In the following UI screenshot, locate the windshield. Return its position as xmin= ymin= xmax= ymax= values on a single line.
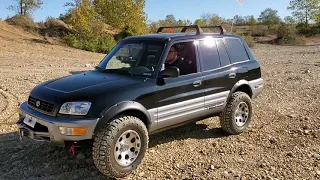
xmin=97 ymin=40 xmax=165 ymax=77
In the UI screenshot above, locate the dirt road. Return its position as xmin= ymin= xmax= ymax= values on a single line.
xmin=0 ymin=22 xmax=319 ymax=180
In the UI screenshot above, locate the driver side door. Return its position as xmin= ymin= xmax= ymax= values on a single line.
xmin=155 ymin=40 xmax=205 ymax=130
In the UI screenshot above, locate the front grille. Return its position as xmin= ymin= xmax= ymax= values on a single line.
xmin=28 ymin=96 xmax=55 ymax=114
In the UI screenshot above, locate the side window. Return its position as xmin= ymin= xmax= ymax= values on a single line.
xmin=198 ymin=38 xmax=220 ymax=71
xmin=164 ymin=41 xmax=197 ymax=76
xmin=216 ymin=39 xmax=231 ymax=67
xmin=224 ymin=38 xmax=249 ymax=63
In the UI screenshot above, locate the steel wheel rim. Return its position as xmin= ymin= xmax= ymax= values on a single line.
xmin=235 ymin=102 xmax=249 ymax=127
xmin=114 ymin=130 xmax=141 ymax=167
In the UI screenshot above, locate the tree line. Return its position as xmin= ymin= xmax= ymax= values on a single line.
xmin=6 ymin=0 xmax=320 ymax=52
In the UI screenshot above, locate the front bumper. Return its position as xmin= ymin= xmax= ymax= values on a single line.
xmin=17 ymin=102 xmax=99 ymax=147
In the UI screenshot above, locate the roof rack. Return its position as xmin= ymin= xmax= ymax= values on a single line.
xmin=156 ymin=25 xmax=226 ymax=35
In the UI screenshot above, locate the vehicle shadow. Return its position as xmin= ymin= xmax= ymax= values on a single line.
xmin=149 ymin=121 xmax=230 ymax=148
xmin=0 ymin=122 xmax=228 ymax=179
xmin=0 ymin=131 xmax=110 ymax=180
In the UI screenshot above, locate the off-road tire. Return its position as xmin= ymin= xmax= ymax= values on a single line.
xmin=92 ymin=115 xmax=148 ymax=178
xmin=220 ymin=91 xmax=253 ymax=135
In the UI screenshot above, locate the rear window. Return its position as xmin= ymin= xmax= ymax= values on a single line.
xmin=224 ymin=38 xmax=249 ymax=63
xmin=198 ymin=38 xmax=221 ymax=71
xmin=216 ymin=39 xmax=231 ymax=67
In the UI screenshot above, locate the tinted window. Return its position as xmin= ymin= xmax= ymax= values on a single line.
xmin=198 ymin=39 xmax=220 ymax=71
xmin=224 ymin=38 xmax=249 ymax=63
xmin=216 ymin=39 xmax=231 ymax=67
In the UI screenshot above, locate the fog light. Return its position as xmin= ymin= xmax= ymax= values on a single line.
xmin=59 ymin=127 xmax=87 ymax=136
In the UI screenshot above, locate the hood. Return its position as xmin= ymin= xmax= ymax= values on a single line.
xmin=43 ymin=70 xmax=144 ymax=93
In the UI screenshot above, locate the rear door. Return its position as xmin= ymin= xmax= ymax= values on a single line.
xmin=223 ymin=37 xmax=251 ymax=80
xmin=197 ymin=37 xmax=237 ymax=115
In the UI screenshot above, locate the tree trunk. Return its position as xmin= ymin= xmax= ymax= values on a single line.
xmin=20 ymin=0 xmax=23 ymax=15
xmin=305 ymin=7 xmax=308 ymax=26
xmin=23 ymin=2 xmax=27 ymax=15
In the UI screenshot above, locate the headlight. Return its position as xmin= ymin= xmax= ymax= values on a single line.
xmin=59 ymin=102 xmax=91 ymax=115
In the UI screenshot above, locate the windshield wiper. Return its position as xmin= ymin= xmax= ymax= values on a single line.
xmin=101 ymin=69 xmax=134 ymax=76
xmin=94 ymin=66 xmax=103 ymax=71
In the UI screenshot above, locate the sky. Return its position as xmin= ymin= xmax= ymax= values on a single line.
xmin=0 ymin=0 xmax=293 ymax=22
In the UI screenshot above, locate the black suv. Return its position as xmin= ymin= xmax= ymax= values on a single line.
xmin=17 ymin=25 xmax=264 ymax=178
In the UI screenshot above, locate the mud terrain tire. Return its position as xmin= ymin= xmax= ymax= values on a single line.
xmin=220 ymin=92 xmax=253 ymax=135
xmin=93 ymin=115 xmax=148 ymax=178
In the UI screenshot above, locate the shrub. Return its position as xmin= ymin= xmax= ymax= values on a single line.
xmin=250 ymin=25 xmax=268 ymax=36
xmin=297 ymin=25 xmax=320 ymax=37
xmin=241 ymin=35 xmax=255 ymax=47
xmin=275 ymin=23 xmax=306 ymax=45
xmin=98 ymin=35 xmax=116 ymax=53
xmin=65 ymin=34 xmax=82 ymax=49
xmin=65 ymin=33 xmax=116 ymax=54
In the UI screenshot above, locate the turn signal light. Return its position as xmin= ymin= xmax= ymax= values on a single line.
xmin=59 ymin=127 xmax=87 ymax=136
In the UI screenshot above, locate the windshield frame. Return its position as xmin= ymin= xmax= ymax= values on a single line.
xmin=97 ymin=39 xmax=167 ymax=78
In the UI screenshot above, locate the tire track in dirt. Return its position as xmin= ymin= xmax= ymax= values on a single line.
xmin=0 ymin=89 xmax=19 ymax=125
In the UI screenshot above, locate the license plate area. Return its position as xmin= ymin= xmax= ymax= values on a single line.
xmin=23 ymin=114 xmax=37 ymax=128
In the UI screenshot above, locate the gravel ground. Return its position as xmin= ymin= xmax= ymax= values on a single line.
xmin=0 ymin=22 xmax=319 ymax=180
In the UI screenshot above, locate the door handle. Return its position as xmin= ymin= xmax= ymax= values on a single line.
xmin=229 ymin=73 xmax=236 ymax=79
xmin=193 ymin=80 xmax=202 ymax=87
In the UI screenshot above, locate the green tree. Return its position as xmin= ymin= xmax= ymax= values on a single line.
xmin=194 ymin=19 xmax=207 ymax=26
xmin=147 ymin=21 xmax=159 ymax=33
xmin=287 ymin=0 xmax=320 ymax=26
xmin=93 ymin=0 xmax=147 ymax=34
xmin=233 ymin=15 xmax=246 ymax=26
xmin=248 ymin=15 xmax=257 ymax=25
xmin=176 ymin=19 xmax=192 ymax=26
xmin=200 ymin=13 xmax=222 ymax=25
xmin=284 ymin=16 xmax=297 ymax=24
xmin=165 ymin=14 xmax=176 ymax=25
xmin=64 ymin=0 xmax=115 ymax=53
xmin=258 ymin=8 xmax=281 ymax=28
xmin=7 ymin=0 xmax=43 ymax=16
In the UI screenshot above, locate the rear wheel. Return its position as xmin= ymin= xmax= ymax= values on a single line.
xmin=93 ymin=115 xmax=148 ymax=178
xmin=220 ymin=92 xmax=253 ymax=135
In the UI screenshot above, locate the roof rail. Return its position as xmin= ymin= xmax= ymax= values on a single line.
xmin=201 ymin=26 xmax=227 ymax=35
xmin=157 ymin=25 xmax=203 ymax=35
xmin=156 ymin=25 xmax=226 ymax=35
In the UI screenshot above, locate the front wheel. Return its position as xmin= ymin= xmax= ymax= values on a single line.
xmin=92 ymin=115 xmax=148 ymax=178
xmin=220 ymin=91 xmax=253 ymax=135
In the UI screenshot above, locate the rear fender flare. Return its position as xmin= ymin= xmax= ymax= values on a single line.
xmin=229 ymin=80 xmax=253 ymax=98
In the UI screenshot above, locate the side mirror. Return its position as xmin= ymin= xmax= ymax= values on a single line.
xmin=159 ymin=66 xmax=180 ymax=78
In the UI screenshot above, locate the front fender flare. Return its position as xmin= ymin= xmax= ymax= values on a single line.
xmin=93 ymin=101 xmax=151 ymax=135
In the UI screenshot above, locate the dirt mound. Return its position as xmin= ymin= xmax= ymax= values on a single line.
xmin=5 ymin=15 xmax=39 ymax=31
xmin=45 ymin=19 xmax=70 ymax=31
xmin=0 ymin=21 xmax=42 ymax=42
xmin=41 ymin=18 xmax=71 ymax=37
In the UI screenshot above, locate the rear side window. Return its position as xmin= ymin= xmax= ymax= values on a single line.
xmin=224 ymin=38 xmax=249 ymax=63
xmin=198 ymin=39 xmax=220 ymax=71
xmin=215 ymin=39 xmax=231 ymax=67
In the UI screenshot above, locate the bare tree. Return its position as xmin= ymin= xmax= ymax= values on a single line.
xmin=7 ymin=0 xmax=43 ymax=16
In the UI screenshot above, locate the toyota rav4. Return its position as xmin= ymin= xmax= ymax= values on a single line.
xmin=17 ymin=25 xmax=264 ymax=178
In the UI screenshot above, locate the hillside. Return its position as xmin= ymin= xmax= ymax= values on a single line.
xmin=0 ymin=21 xmax=320 ymax=179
